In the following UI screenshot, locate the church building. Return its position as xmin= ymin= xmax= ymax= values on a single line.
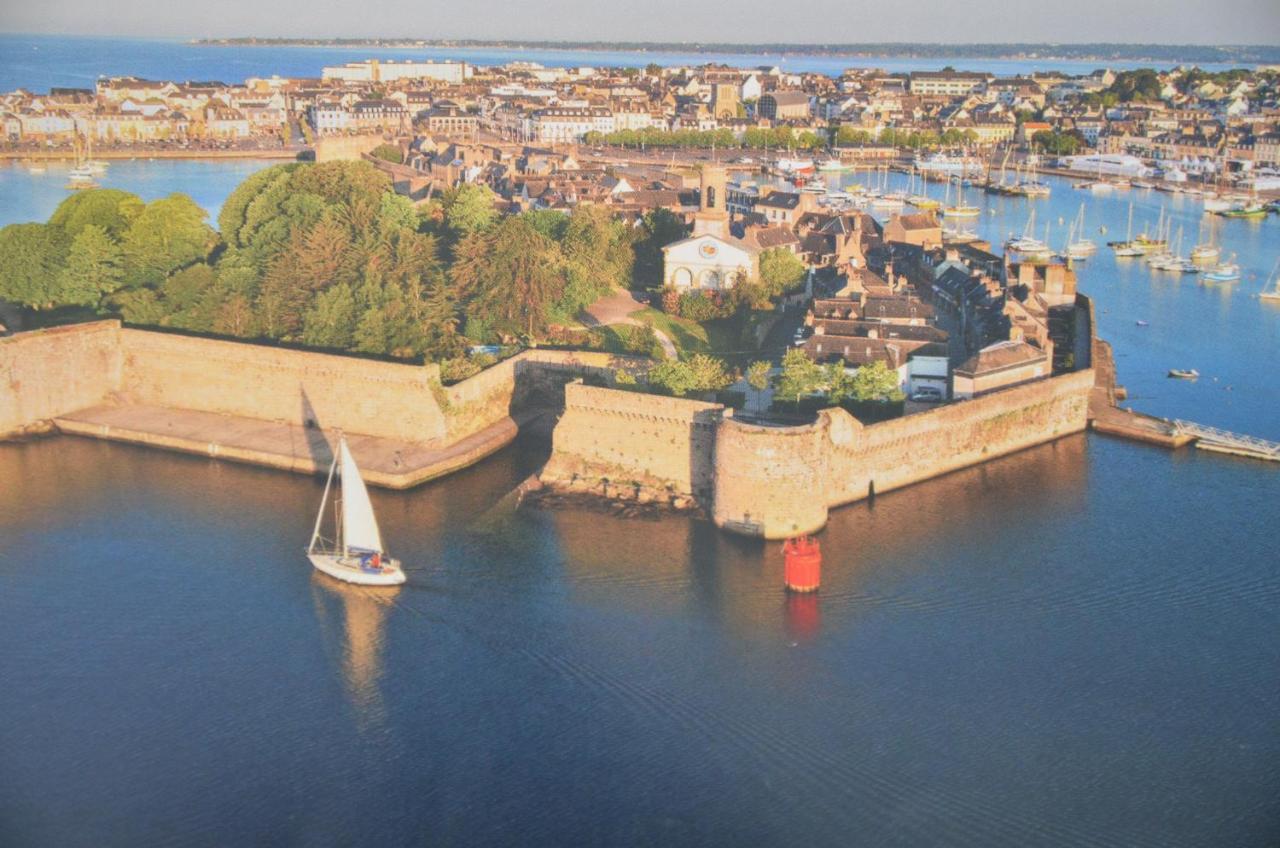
xmin=661 ymin=165 xmax=760 ymax=291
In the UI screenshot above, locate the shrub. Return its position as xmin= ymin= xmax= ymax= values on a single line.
xmin=370 ymin=144 xmax=404 ymax=164
xmin=439 ymin=356 xmax=482 ymax=384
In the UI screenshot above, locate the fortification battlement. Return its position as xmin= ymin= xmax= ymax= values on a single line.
xmin=561 ymin=382 xmax=727 ymax=428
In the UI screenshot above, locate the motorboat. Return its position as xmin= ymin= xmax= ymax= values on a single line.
xmin=1168 ymin=369 xmax=1200 ymax=380
xmin=1202 ymin=257 xmax=1241 ymax=283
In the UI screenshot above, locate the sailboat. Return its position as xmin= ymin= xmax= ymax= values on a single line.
xmin=1066 ymin=203 xmax=1096 ymax=258
xmin=1110 ymin=203 xmax=1144 ymax=256
xmin=1006 ymin=207 xmax=1050 ymax=256
xmin=1260 ymin=258 xmax=1280 ymax=303
xmin=942 ymin=177 xmax=980 ymax=218
xmin=1190 ymin=216 xmax=1220 ymax=263
xmin=1133 ymin=207 xmax=1169 ymax=254
xmin=307 ymin=437 xmax=406 ymax=586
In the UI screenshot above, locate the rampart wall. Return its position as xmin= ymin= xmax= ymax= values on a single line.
xmin=315 ymin=134 xmax=388 ymax=163
xmin=540 ymin=382 xmax=723 ymax=504
xmin=2 ymin=322 xmax=634 ymax=464
xmin=542 ymin=368 xmax=1095 ymax=537
xmin=118 ymin=329 xmax=451 ymax=443
xmin=0 ymin=322 xmax=122 ymax=435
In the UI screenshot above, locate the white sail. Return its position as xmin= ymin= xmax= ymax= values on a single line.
xmin=340 ymin=439 xmax=383 ymax=555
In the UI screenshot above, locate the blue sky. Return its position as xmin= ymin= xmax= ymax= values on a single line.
xmin=4 ymin=0 xmax=1279 ymax=44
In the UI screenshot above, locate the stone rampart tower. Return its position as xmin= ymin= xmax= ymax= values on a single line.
xmin=712 ymin=414 xmax=831 ymax=538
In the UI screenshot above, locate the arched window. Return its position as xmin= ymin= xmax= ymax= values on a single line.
xmin=672 ymin=267 xmax=693 ymax=289
xmin=706 ymin=186 xmax=716 ymax=209
xmin=700 ymin=269 xmax=720 ymax=289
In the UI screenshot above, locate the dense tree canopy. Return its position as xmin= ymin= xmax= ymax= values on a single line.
xmin=1 ymin=160 xmax=793 ymax=368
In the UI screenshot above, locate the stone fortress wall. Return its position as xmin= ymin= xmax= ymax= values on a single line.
xmin=118 ymin=328 xmax=451 ymax=443
xmin=539 ymin=383 xmax=723 ymax=504
xmin=0 ymin=322 xmax=628 ymax=484
xmin=3 ymin=320 xmax=1094 ymax=536
xmin=540 ymin=368 xmax=1095 ymax=538
xmin=0 ymin=321 xmax=121 ymax=435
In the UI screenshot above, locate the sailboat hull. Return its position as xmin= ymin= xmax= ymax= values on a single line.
xmin=308 ymin=553 xmax=406 ymax=586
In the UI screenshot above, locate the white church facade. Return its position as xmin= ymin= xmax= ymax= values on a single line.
xmin=660 ymin=164 xmax=759 ymax=291
xmin=661 ymin=234 xmax=758 ymax=291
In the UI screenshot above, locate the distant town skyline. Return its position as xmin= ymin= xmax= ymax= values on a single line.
xmin=4 ymin=0 xmax=1279 ymax=46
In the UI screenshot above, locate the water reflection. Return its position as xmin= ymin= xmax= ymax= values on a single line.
xmin=309 ymin=575 xmax=399 ymax=730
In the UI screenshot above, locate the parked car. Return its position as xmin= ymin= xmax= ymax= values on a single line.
xmin=910 ymin=387 xmax=944 ymax=403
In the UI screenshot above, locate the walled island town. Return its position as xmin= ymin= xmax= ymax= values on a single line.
xmin=1 ymin=23 xmax=1278 ymax=848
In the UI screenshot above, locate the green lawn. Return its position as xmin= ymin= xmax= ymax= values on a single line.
xmin=629 ymin=307 xmax=712 ymax=358
xmin=630 ymin=307 xmax=778 ymax=367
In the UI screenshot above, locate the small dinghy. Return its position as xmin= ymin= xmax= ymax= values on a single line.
xmin=306 ymin=436 xmax=405 ymax=586
xmin=1168 ymin=369 xmax=1200 ymax=380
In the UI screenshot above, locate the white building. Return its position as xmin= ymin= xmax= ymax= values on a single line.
xmin=661 ymin=233 xmax=759 ymax=291
xmin=321 ymin=59 xmax=469 ymax=84
xmin=310 ymin=102 xmax=351 ymax=134
xmin=527 ymin=107 xmax=614 ymax=143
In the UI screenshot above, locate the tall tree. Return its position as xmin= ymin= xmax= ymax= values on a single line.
xmin=443 ymin=183 xmax=497 ymax=239
xmin=48 ymin=189 xmax=144 ymax=240
xmin=56 ymin=224 xmax=124 ymax=308
xmin=121 ymin=194 xmax=215 ymax=288
xmin=0 ymin=224 xmax=67 ymax=309
xmin=469 ymin=217 xmax=565 ymax=338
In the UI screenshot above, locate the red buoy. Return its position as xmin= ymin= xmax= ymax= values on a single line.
xmin=783 ymin=536 xmax=821 ymax=592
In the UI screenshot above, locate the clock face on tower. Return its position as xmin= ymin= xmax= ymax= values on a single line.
xmin=699 ymin=241 xmax=719 ymax=259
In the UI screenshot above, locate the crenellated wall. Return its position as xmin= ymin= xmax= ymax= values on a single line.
xmin=0 ymin=321 xmax=122 ymax=436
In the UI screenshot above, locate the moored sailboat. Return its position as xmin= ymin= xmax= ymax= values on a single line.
xmin=1260 ymin=258 xmax=1280 ymax=303
xmin=307 ymin=437 xmax=406 ymax=586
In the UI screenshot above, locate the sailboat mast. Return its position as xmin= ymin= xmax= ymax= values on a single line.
xmin=310 ymin=450 xmax=338 ymax=554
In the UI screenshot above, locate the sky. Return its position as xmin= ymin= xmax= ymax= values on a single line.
xmin=3 ymin=0 xmax=1279 ymax=44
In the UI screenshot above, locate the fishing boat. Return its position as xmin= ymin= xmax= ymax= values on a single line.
xmin=1260 ymin=259 xmax=1280 ymax=303
xmin=1217 ymin=202 xmax=1267 ymax=220
xmin=775 ymin=157 xmax=815 ymax=176
xmin=306 ymin=436 xmax=406 ymax=586
xmin=1202 ymin=255 xmax=1241 ymax=283
xmin=1168 ymin=369 xmax=1200 ymax=380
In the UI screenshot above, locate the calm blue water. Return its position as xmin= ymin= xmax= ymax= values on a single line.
xmin=0 ymin=33 xmax=1243 ymax=93
xmin=2 ymin=82 xmax=1279 ymax=844
xmin=0 ymin=158 xmax=280 ymax=227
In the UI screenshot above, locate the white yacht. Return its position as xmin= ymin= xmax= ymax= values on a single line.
xmin=306 ymin=437 xmax=406 ymax=586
